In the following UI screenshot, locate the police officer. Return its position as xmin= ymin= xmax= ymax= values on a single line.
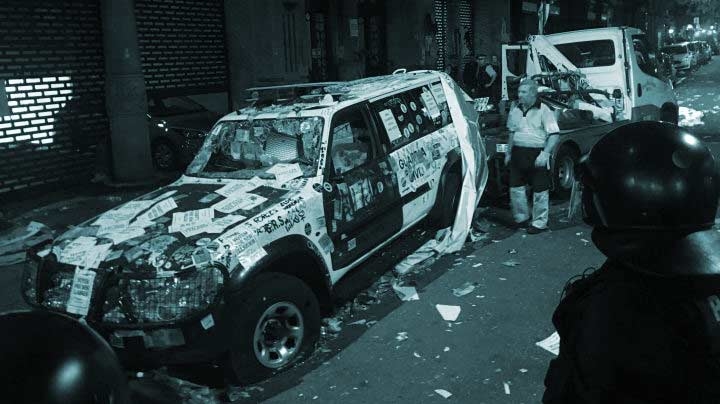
xmin=0 ymin=310 xmax=131 ymax=404
xmin=505 ymin=78 xmax=560 ymax=234
xmin=543 ymin=121 xmax=720 ymax=403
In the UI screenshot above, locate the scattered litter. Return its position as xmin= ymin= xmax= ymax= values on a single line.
xmin=508 ymin=249 xmax=517 ymax=254
xmin=366 ymin=320 xmax=378 ymax=327
xmin=452 ymin=281 xmax=478 ymax=297
xmin=520 ymin=368 xmax=528 ymax=373
xmin=413 ymin=352 xmax=422 ymax=358
xmin=0 ymin=221 xmax=53 ymax=267
xmin=501 ymin=260 xmax=519 ymax=267
xmin=392 ymin=280 xmax=420 ymax=301
xmin=491 ymin=240 xmax=501 ymax=243
xmin=679 ymin=106 xmax=705 ymax=127
xmin=396 ymin=332 xmax=409 ymax=342
xmin=472 ymin=262 xmax=483 ymax=268
xmin=468 ymin=229 xmax=490 ymax=242
xmin=580 ymin=238 xmax=590 ymax=244
xmin=499 ymin=277 xmax=507 ymax=281
xmin=150 ymin=372 xmax=223 ymax=404
xmin=504 ymin=382 xmax=511 ymax=395
xmin=323 ymin=318 xmax=343 ymax=334
xmin=435 ymin=304 xmax=461 ymax=322
xmin=536 ymin=331 xmax=561 ymax=356
xmin=444 ymin=346 xmax=450 ymax=352
xmin=575 ymin=232 xmax=583 ymax=236
xmin=347 ymin=319 xmax=367 ymax=326
xmin=434 ymin=389 xmax=453 ymax=399
xmin=394 ymin=237 xmax=442 ymax=275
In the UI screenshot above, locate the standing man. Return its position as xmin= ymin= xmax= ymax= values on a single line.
xmin=476 ymin=54 xmax=498 ymax=100
xmin=543 ymin=121 xmax=720 ymax=402
xmin=505 ymin=78 xmax=559 ymax=234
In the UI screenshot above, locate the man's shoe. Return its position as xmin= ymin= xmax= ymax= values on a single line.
xmin=512 ymin=220 xmax=529 ymax=229
xmin=527 ymin=225 xmax=548 ymax=235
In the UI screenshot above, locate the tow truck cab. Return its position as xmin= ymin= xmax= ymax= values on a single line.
xmin=501 ymin=27 xmax=678 ymax=123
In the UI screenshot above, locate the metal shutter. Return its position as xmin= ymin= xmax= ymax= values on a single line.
xmin=135 ymin=0 xmax=228 ymax=94
xmin=0 ymin=0 xmax=108 ymax=196
xmin=434 ymin=0 xmax=448 ymax=70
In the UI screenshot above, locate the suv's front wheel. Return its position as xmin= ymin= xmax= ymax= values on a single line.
xmin=225 ymin=272 xmax=321 ymax=384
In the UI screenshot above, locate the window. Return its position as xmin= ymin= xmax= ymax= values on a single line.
xmin=370 ymin=83 xmax=453 ymax=150
xmin=662 ymin=45 xmax=688 ymax=55
xmin=329 ymin=108 xmax=373 ymax=175
xmin=631 ymin=35 xmax=659 ymax=77
xmin=555 ymin=40 xmax=616 ymax=68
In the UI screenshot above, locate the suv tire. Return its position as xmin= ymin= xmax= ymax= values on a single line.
xmin=225 ymin=272 xmax=320 ymax=384
xmin=435 ymin=171 xmax=462 ymax=229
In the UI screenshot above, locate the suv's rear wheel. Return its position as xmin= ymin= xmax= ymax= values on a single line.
xmin=434 ymin=171 xmax=462 ymax=229
xmin=225 ymin=272 xmax=320 ymax=384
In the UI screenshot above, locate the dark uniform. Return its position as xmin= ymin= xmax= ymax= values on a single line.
xmin=543 ymin=121 xmax=720 ymax=403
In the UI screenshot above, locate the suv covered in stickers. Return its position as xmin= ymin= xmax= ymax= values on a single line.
xmin=22 ymin=70 xmax=487 ymax=383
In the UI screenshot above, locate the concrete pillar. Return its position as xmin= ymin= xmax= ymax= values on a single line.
xmin=100 ymin=0 xmax=153 ymax=182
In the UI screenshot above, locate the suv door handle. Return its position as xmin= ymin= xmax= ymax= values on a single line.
xmin=637 ymin=83 xmax=643 ymax=97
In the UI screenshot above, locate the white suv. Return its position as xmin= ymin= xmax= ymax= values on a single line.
xmin=23 ymin=70 xmax=487 ymax=383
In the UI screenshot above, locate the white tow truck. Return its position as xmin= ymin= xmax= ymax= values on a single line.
xmin=481 ymin=27 xmax=678 ymax=197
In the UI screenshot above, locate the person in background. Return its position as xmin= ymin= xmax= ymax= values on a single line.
xmin=505 ymin=78 xmax=559 ymax=234
xmin=476 ymin=54 xmax=498 ymax=100
xmin=462 ymin=56 xmax=479 ymax=97
xmin=543 ymin=121 xmax=720 ymax=403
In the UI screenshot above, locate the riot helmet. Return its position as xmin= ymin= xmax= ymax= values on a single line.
xmin=577 ymin=121 xmax=719 ymax=231
xmin=0 ymin=310 xmax=131 ymax=404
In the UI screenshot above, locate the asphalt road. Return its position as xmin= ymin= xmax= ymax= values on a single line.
xmin=1 ymin=57 xmax=719 ymax=404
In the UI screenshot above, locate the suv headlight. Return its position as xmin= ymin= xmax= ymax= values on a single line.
xmin=102 ymin=266 xmax=225 ymax=324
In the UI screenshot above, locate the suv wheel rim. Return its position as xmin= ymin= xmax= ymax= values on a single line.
xmin=557 ymin=155 xmax=575 ymax=190
xmin=253 ymin=301 xmax=304 ymax=369
xmin=154 ymin=144 xmax=174 ymax=168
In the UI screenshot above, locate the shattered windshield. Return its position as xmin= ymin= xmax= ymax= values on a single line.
xmin=186 ymin=117 xmax=324 ymax=179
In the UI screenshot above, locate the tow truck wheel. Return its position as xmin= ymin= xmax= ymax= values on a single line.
xmin=552 ymin=146 xmax=579 ymax=198
xmin=225 ymin=272 xmax=321 ymax=384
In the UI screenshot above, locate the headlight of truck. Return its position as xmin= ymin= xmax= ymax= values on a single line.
xmin=102 ymin=266 xmax=225 ymax=324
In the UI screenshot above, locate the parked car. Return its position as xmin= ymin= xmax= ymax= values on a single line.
xmin=688 ymin=41 xmax=707 ymax=65
xmin=22 ymin=71 xmax=487 ymax=384
xmin=148 ymin=93 xmax=222 ymax=170
xmin=657 ymin=51 xmax=678 ymax=85
xmin=662 ymin=42 xmax=695 ymax=72
xmin=700 ymin=41 xmax=713 ymax=62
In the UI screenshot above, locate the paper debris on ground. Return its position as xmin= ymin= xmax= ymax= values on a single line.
xmin=413 ymin=352 xmax=422 ymax=358
xmin=444 ymin=346 xmax=450 ymax=352
xmin=504 ymin=382 xmax=511 ymax=395
xmin=396 ymin=332 xmax=408 ymax=342
xmin=434 ymin=389 xmax=452 ymax=399
xmin=519 ymin=368 xmax=528 ymax=373
xmin=394 ymin=238 xmax=440 ymax=275
xmin=392 ymin=280 xmax=420 ymax=301
xmin=0 ymin=221 xmax=54 ymax=267
xmin=536 ymin=331 xmax=561 ymax=356
xmin=347 ymin=319 xmax=367 ymax=326
xmin=435 ymin=304 xmax=461 ymax=322
xmin=502 ymin=260 xmax=519 ymax=267
xmin=508 ymin=249 xmax=517 ymax=254
xmin=452 ymin=281 xmax=477 ymax=297
xmin=323 ymin=318 xmax=343 ymax=334
xmin=472 ymin=262 xmax=483 ymax=268
xmin=679 ymin=106 xmax=705 ymax=127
